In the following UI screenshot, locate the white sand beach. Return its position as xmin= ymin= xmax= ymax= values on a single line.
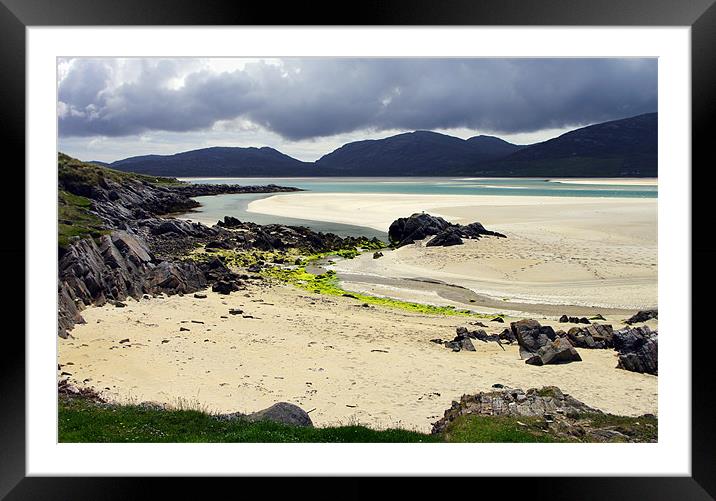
xmin=248 ymin=193 xmax=657 ymax=311
xmin=59 ymin=285 xmax=658 ymax=432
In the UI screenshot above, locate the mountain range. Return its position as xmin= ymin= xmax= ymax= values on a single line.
xmin=98 ymin=112 xmax=657 ymax=177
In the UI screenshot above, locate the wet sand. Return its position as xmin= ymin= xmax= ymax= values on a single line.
xmin=250 ymin=193 xmax=657 ymax=311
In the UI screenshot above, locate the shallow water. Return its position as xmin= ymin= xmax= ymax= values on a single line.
xmin=181 ymin=176 xmax=657 ymax=198
xmin=178 ymin=177 xmax=657 ymax=237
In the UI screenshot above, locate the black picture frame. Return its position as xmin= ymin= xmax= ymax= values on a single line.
xmin=3 ymin=0 xmax=714 ymax=498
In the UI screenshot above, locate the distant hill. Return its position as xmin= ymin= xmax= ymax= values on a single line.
xmin=109 ymin=146 xmax=315 ymax=177
xmin=314 ymin=131 xmax=523 ymax=176
xmin=478 ymin=113 xmax=658 ymax=177
xmin=104 ymin=113 xmax=657 ymax=177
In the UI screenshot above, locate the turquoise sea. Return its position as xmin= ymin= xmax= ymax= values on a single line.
xmin=179 ymin=177 xmax=657 ymax=237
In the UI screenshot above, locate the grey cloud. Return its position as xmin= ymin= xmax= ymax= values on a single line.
xmin=58 ymin=58 xmax=657 ymax=140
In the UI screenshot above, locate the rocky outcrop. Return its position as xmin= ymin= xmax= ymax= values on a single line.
xmin=563 ymin=324 xmax=614 ymax=349
xmin=510 ymin=319 xmax=556 ymax=359
xmin=431 ymin=386 xmax=656 ymax=442
xmin=433 ymin=326 xmax=513 ymax=352
xmin=525 ymin=337 xmax=582 ymax=365
xmin=170 ymin=183 xmax=301 ymax=197
xmin=57 ymin=157 xmax=378 ymax=338
xmin=58 ymin=230 xmax=207 ymax=337
xmin=59 ymin=160 xmax=298 ymax=234
xmin=511 ymin=319 xmax=581 ymax=365
xmin=613 ymin=326 xmax=658 ymax=375
xmin=625 ymin=309 xmax=658 ymax=325
xmin=425 ymin=230 xmax=464 ymax=247
xmin=431 ymin=386 xmax=598 ymax=434
xmin=215 ymin=216 xmax=384 ymax=254
xmin=388 ymin=213 xmax=506 ymax=248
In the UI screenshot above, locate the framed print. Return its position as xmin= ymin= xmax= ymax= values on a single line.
xmin=3 ymin=0 xmax=715 ymax=497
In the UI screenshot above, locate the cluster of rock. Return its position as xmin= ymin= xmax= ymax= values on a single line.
xmin=169 ymin=183 xmax=300 ymax=198
xmin=58 ymin=230 xmax=209 ymax=337
xmin=430 ymin=386 xmax=655 ymax=442
xmin=564 ymin=323 xmax=614 ymax=349
xmin=435 ymin=317 xmax=656 ymax=375
xmin=432 ymin=386 xmax=599 ymax=433
xmin=432 ymin=386 xmax=595 ymax=430
xmin=613 ymin=326 xmax=658 ymax=375
xmin=511 ymin=319 xmax=582 ymax=365
xmin=432 ymin=326 xmax=515 ymax=352
xmin=388 ymin=213 xmax=506 ymax=248
xmin=559 ymin=315 xmax=591 ymax=324
xmin=215 ymin=216 xmax=384 ymax=254
xmin=511 ymin=319 xmax=657 ymax=375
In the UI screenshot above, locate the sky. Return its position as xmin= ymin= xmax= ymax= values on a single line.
xmin=57 ymin=57 xmax=658 ymax=163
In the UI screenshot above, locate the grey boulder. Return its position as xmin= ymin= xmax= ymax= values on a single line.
xmin=247 ymin=402 xmax=314 ymax=427
xmin=525 ymin=337 xmax=582 ymax=366
xmin=511 ymin=319 xmax=557 ymax=359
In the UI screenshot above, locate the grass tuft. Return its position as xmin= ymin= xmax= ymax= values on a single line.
xmin=443 ymin=414 xmax=560 ymax=443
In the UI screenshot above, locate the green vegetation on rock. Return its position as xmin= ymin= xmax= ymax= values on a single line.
xmin=443 ymin=415 xmax=560 ymax=443
xmin=58 ymin=189 xmax=108 ymax=249
xmin=574 ymin=412 xmax=658 ymax=443
xmin=189 ymin=246 xmax=494 ymax=318
xmin=57 ymin=153 xmax=185 ymax=250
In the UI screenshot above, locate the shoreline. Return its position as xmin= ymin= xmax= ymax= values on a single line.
xmin=548 ymin=178 xmax=658 ymax=186
xmin=248 ymin=192 xmax=657 ymax=311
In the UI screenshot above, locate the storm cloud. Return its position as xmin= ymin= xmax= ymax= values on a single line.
xmin=58 ymin=58 xmax=657 ymax=141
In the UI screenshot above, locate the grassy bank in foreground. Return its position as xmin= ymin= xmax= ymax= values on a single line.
xmin=59 ymin=397 xmax=656 ymax=443
xmin=59 ymin=397 xmax=438 ymax=443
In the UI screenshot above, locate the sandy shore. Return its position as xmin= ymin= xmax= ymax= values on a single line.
xmin=59 ymin=284 xmax=658 ymax=432
xmin=249 ymin=193 xmax=657 ymax=311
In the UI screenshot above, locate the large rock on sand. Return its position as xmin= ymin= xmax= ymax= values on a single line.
xmin=389 ymin=213 xmax=451 ymax=247
xmin=565 ymin=324 xmax=614 ymax=349
xmin=613 ymin=326 xmax=658 ymax=375
xmin=425 ymin=229 xmax=463 ymax=247
xmin=247 ymin=402 xmax=314 ymax=427
xmin=525 ymin=337 xmax=582 ymax=366
xmin=511 ymin=319 xmax=557 ymax=359
xmin=625 ymin=309 xmax=658 ymax=325
xmin=388 ymin=213 xmax=505 ymax=248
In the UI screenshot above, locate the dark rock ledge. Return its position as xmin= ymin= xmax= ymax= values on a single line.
xmin=388 ymin=213 xmax=506 ymax=248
